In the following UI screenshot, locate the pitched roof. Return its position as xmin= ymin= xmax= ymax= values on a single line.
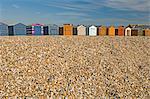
xmin=0 ymin=22 xmax=8 ymax=26
xmin=14 ymin=23 xmax=26 ymax=26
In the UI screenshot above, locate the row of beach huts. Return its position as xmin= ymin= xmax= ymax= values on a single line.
xmin=0 ymin=22 xmax=150 ymax=36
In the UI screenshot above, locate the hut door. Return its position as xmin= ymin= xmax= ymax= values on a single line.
xmin=127 ymin=30 xmax=130 ymax=36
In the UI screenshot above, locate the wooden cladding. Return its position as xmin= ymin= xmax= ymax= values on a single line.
xmin=63 ymin=24 xmax=73 ymax=35
xmin=108 ymin=26 xmax=115 ymax=36
xmin=131 ymin=30 xmax=138 ymax=36
xmin=77 ymin=25 xmax=86 ymax=35
xmin=118 ymin=26 xmax=124 ymax=36
xmin=125 ymin=27 xmax=131 ymax=36
xmin=59 ymin=27 xmax=63 ymax=35
xmin=2 ymin=22 xmax=150 ymax=36
xmin=145 ymin=29 xmax=150 ymax=36
xmin=98 ymin=26 xmax=107 ymax=36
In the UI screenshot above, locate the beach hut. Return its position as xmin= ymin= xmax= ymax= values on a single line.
xmin=131 ymin=24 xmax=148 ymax=36
xmin=43 ymin=26 xmax=49 ymax=35
xmin=98 ymin=26 xmax=107 ymax=36
xmin=8 ymin=26 xmax=14 ymax=36
xmin=32 ymin=24 xmax=44 ymax=35
xmin=138 ymin=29 xmax=144 ymax=36
xmin=14 ymin=23 xmax=26 ymax=35
xmin=77 ymin=25 xmax=86 ymax=35
xmin=63 ymin=24 xmax=73 ymax=35
xmin=48 ymin=24 xmax=59 ymax=35
xmin=73 ymin=26 xmax=77 ymax=35
xmin=131 ymin=29 xmax=138 ymax=36
xmin=59 ymin=27 xmax=63 ymax=35
xmin=131 ymin=26 xmax=144 ymax=36
xmin=89 ymin=25 xmax=97 ymax=36
xmin=0 ymin=22 xmax=8 ymax=36
xmin=115 ymin=28 xmax=118 ymax=35
xmin=26 ymin=26 xmax=32 ymax=35
xmin=125 ymin=27 xmax=132 ymax=36
xmin=108 ymin=26 xmax=115 ymax=36
xmin=118 ymin=26 xmax=124 ymax=36
xmin=145 ymin=29 xmax=150 ymax=36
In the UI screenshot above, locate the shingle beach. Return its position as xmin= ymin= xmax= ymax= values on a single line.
xmin=0 ymin=36 xmax=150 ymax=98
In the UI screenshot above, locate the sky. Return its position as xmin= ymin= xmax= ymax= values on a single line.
xmin=0 ymin=0 xmax=150 ymax=26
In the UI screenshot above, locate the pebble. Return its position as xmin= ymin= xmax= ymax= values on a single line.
xmin=0 ymin=36 xmax=149 ymax=98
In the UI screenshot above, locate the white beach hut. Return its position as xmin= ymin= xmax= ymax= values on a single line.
xmin=89 ymin=25 xmax=97 ymax=36
xmin=125 ymin=27 xmax=132 ymax=36
xmin=77 ymin=25 xmax=86 ymax=35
